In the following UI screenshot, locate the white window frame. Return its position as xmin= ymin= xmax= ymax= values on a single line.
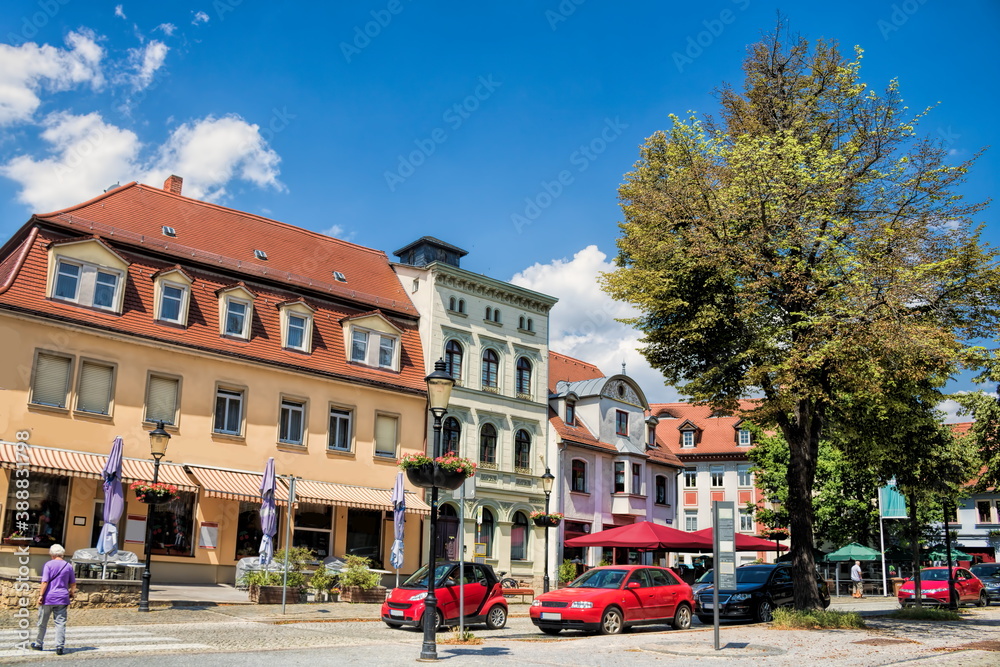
xmin=681 ymin=430 xmax=695 ymax=448
xmin=29 ymin=350 xmax=74 ymax=409
xmin=286 ymin=314 xmax=308 ymax=350
xmin=328 ymin=406 xmax=353 ymax=452
xmin=224 ymin=297 xmax=252 ymax=338
xmin=685 ymin=511 xmax=698 ymax=532
xmin=374 ymin=413 xmax=399 ymax=458
xmin=350 ymin=327 xmax=400 ymax=370
xmin=144 ymin=373 xmax=180 ymax=426
xmin=631 ymin=463 xmax=642 ymax=494
xmin=278 ymin=398 xmax=306 ymax=445
xmin=684 ymin=467 xmax=697 ymax=488
xmin=158 ymin=282 xmax=188 ymax=324
xmin=710 ymin=464 xmax=725 ymax=488
xmin=52 ymin=258 xmax=124 ymax=312
xmin=214 ymin=386 xmax=245 ymax=436
xmin=739 ymin=509 xmax=755 ymax=532
xmin=737 ymin=464 xmax=752 ymax=487
xmin=75 ymin=359 xmax=116 ymax=416
xmin=279 ymin=302 xmax=314 ymax=352
xmin=738 ymin=428 xmax=751 ymax=446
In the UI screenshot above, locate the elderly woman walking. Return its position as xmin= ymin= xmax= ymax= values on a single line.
xmin=31 ymin=543 xmax=77 ymax=655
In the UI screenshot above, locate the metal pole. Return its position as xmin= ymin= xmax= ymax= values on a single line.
xmin=459 ymin=480 xmax=465 ymax=637
xmin=419 ymin=411 xmax=444 ymax=661
xmin=944 ymin=501 xmax=957 ymax=611
xmin=281 ymin=477 xmax=297 ymax=615
xmin=878 ymin=489 xmax=888 ymax=596
xmin=137 ymin=457 xmax=161 ymax=612
xmin=543 ymin=490 xmax=551 ymax=593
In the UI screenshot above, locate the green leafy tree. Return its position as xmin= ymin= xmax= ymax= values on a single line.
xmin=602 ymin=25 xmax=999 ymax=608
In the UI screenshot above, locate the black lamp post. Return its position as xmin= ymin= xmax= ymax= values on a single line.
xmin=419 ymin=359 xmax=454 ymax=662
xmin=944 ymin=501 xmax=958 ymax=611
xmin=138 ymin=421 xmax=170 ymax=613
xmin=541 ymin=467 xmax=555 ymax=593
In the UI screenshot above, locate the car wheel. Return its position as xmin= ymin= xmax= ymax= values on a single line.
xmin=384 ymin=621 xmax=402 ymax=629
xmin=540 ymin=627 xmax=561 ymax=635
xmin=697 ymin=614 xmax=714 ymax=624
xmin=485 ymin=604 xmax=507 ymax=630
xmin=672 ymin=603 xmax=692 ymax=630
xmin=599 ymin=607 xmax=623 ymax=635
xmin=754 ymin=599 xmax=774 ymax=623
xmin=978 ymin=591 xmax=988 ymax=608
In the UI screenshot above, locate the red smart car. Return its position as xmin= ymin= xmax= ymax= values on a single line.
xmin=382 ymin=561 xmax=508 ymax=630
xmin=529 ymin=565 xmax=694 ymax=635
xmin=898 ymin=567 xmax=988 ymax=608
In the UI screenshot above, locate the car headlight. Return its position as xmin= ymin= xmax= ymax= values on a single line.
xmin=531 ymin=600 xmax=541 ymax=607
xmin=729 ymin=593 xmax=751 ymax=602
xmin=570 ymin=600 xmax=594 ymax=609
xmin=409 ymin=592 xmax=428 ymax=601
xmin=923 ymin=587 xmax=947 ymax=594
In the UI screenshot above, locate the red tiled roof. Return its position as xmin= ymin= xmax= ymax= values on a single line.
xmin=548 ymin=351 xmax=604 ymax=393
xmin=549 ymin=407 xmax=614 ymax=452
xmin=32 ymin=181 xmax=415 ymax=317
xmin=651 ymin=400 xmax=759 ymax=457
xmin=0 ymin=209 xmax=428 ymax=394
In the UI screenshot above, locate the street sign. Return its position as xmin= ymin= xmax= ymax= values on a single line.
xmin=712 ymin=500 xmax=736 ymax=651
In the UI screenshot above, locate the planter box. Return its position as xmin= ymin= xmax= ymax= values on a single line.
xmin=250 ymin=585 xmax=304 ymax=604
xmin=533 ymin=516 xmax=561 ymax=527
xmin=341 ymin=586 xmax=386 ymax=604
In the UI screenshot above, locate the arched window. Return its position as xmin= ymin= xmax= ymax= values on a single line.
xmin=519 ymin=316 xmax=525 ymax=329
xmin=478 ymin=507 xmax=495 ymax=557
xmin=493 ymin=309 xmax=501 ymax=323
xmin=571 ymin=459 xmax=587 ymax=492
xmin=458 ymin=299 xmax=466 ymax=313
xmin=479 ymin=424 xmax=497 ymax=465
xmin=510 ymin=511 xmax=528 ymax=561
xmin=527 ymin=318 xmax=533 ymax=331
xmin=445 ymin=340 xmax=463 ymax=380
xmin=443 ymin=416 xmax=461 ymax=455
xmin=449 ymin=297 xmax=456 ymax=311
xmin=481 ymin=349 xmax=499 ymax=390
xmin=437 ymin=504 xmax=459 ymax=559
xmin=514 ymin=430 xmax=531 ymax=470
xmin=516 ymin=357 xmax=532 ymax=396
xmin=485 ymin=306 xmax=493 ymax=320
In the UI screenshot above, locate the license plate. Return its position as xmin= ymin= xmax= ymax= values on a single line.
xmin=702 ymin=602 xmax=713 ymax=610
xmin=540 ymin=612 xmax=561 ymax=620
xmin=390 ymin=609 xmax=404 ymax=617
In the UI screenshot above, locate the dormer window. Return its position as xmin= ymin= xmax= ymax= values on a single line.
xmin=278 ymin=300 xmax=315 ymax=352
xmin=738 ymin=428 xmax=751 ymax=446
xmin=345 ymin=318 xmax=401 ymax=371
xmin=47 ymin=238 xmax=129 ymax=314
xmin=565 ymin=401 xmax=576 ymax=426
xmin=647 ymin=425 xmax=656 ymax=447
xmin=682 ymin=430 xmax=695 ymax=448
xmin=152 ymin=268 xmax=193 ymax=326
xmin=615 ymin=410 xmax=628 ymax=436
xmin=216 ymin=285 xmax=256 ymax=340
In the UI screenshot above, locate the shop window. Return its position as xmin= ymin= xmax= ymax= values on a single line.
xmin=235 ymin=500 xmax=279 ymax=559
xmin=346 ymin=509 xmax=383 ymax=569
xmin=293 ymin=502 xmax=333 ymax=558
xmin=148 ymin=490 xmax=196 ymax=557
xmin=2 ymin=472 xmax=68 ymax=548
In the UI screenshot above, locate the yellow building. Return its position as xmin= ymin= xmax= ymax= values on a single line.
xmin=0 ymin=176 xmax=431 ymax=583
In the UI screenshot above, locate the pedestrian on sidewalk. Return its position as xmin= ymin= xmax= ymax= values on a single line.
xmin=31 ymin=543 xmax=77 ymax=655
xmin=851 ymin=560 xmax=864 ymax=598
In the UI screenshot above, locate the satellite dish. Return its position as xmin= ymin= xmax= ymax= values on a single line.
xmin=104 ymin=182 xmax=120 ymax=193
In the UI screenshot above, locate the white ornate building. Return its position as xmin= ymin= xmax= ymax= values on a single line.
xmin=392 ymin=237 xmax=558 ymax=586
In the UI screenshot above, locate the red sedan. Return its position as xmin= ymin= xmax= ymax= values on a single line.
xmin=529 ymin=565 xmax=694 ymax=635
xmin=898 ymin=567 xmax=988 ymax=608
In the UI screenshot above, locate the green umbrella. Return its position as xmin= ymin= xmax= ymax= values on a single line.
xmin=926 ymin=545 xmax=971 ymax=562
xmin=822 ymin=542 xmax=882 ymax=562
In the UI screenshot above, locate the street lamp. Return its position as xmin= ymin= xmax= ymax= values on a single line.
xmin=138 ymin=421 xmax=170 ymax=613
xmin=541 ymin=467 xmax=555 ymax=593
xmin=420 ymin=359 xmax=454 ymax=662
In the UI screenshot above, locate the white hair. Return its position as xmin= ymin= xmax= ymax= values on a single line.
xmin=49 ymin=544 xmax=65 ymax=557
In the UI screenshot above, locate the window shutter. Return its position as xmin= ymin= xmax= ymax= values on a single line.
xmin=375 ymin=414 xmax=397 ymax=456
xmin=32 ymin=354 xmax=72 ymax=407
xmin=77 ymin=361 xmax=113 ymax=414
xmin=146 ymin=375 xmax=178 ymax=424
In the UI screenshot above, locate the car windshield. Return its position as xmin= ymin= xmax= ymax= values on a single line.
xmin=735 ymin=567 xmax=774 ymax=584
xmin=695 ymin=570 xmax=714 ymax=584
xmin=972 ymin=565 xmax=1000 ymax=578
xmin=568 ymin=568 xmax=627 ymax=589
xmin=919 ymin=569 xmax=949 ymax=581
xmin=401 ymin=564 xmax=453 ymax=588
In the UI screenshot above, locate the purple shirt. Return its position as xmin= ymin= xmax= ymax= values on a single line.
xmin=40 ymin=559 xmax=75 ymax=605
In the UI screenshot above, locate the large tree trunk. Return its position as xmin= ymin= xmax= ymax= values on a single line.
xmin=781 ymin=398 xmax=825 ymax=609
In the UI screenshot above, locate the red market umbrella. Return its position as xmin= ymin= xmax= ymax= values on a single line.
xmin=691 ymin=528 xmax=789 ymax=551
xmin=564 ymin=521 xmax=710 ymax=551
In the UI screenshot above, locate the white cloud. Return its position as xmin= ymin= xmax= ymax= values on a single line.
xmin=192 ymin=11 xmax=210 ymax=25
xmin=0 ymin=30 xmax=104 ymax=126
xmin=156 ymin=23 xmax=177 ymax=36
xmin=0 ymin=112 xmax=139 ymax=211
xmin=114 ymin=5 xmax=126 ymax=19
xmin=511 ymin=245 xmax=683 ymax=404
xmin=319 ymin=224 xmax=355 ymax=241
xmin=125 ymin=40 xmax=168 ymax=91
xmin=1 ymin=112 xmax=283 ymax=211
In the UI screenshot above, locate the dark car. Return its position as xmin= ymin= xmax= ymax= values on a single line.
xmin=381 ymin=561 xmax=508 ymax=630
xmin=691 ymin=569 xmax=714 ymax=597
xmin=696 ymin=563 xmax=830 ymax=623
xmin=971 ymin=563 xmax=1000 ymax=605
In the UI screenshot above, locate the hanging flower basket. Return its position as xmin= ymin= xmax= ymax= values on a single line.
xmin=399 ymin=452 xmax=476 ymax=490
xmin=760 ymin=527 xmax=789 ymax=541
xmin=531 ymin=511 xmax=563 ymax=527
xmin=130 ymin=481 xmax=179 ymax=504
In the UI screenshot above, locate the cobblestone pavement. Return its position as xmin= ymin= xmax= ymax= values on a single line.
xmin=1 ymin=598 xmax=998 ymax=665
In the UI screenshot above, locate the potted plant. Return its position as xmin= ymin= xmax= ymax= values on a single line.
xmin=530 ymin=511 xmax=564 ymax=527
xmin=309 ymin=568 xmax=341 ymax=603
xmin=130 ymin=481 xmax=179 ymax=504
xmin=558 ymin=559 xmax=578 ymax=586
xmin=340 ymin=555 xmax=386 ymax=603
xmin=399 ymin=451 xmax=476 ymax=490
xmin=243 ymin=569 xmax=282 ymax=603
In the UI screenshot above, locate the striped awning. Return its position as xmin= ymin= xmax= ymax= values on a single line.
xmin=0 ymin=441 xmax=197 ymax=491
xmin=186 ymin=466 xmax=290 ymax=505
xmin=292 ymin=479 xmax=430 ymax=515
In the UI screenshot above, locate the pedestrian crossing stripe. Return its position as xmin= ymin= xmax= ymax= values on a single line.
xmin=0 ymin=643 xmax=210 ymax=658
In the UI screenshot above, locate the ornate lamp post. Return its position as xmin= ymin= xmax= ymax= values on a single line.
xmin=541 ymin=467 xmax=555 ymax=593
xmin=138 ymin=421 xmax=170 ymax=612
xmin=419 ymin=359 xmax=455 ymax=662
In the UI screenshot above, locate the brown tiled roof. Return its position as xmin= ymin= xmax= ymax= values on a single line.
xmin=0 ymin=193 xmax=428 ymax=394
xmin=651 ymin=400 xmax=758 ymax=457
xmin=32 ymin=181 xmax=415 ymax=317
xmin=548 ymin=351 xmax=604 ymax=393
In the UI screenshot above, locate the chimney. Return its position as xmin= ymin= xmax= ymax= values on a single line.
xmin=163 ymin=175 xmax=183 ymax=195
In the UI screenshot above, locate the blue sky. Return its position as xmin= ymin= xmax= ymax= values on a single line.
xmin=1 ymin=1 xmax=998 ymax=406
